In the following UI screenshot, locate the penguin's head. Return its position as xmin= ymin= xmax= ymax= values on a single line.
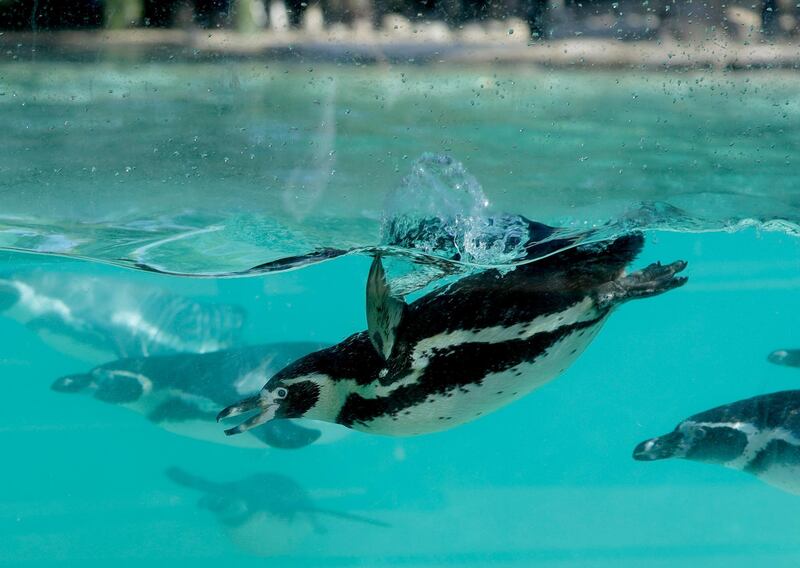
xmin=634 ymin=420 xmax=749 ymax=465
xmin=219 ymin=334 xmax=386 ymax=436
xmin=0 ymin=280 xmax=20 ymax=312
xmin=218 ymin=372 xmax=330 ymax=436
xmin=768 ymin=349 xmax=800 ymax=368
xmin=52 ymin=368 xmax=151 ymax=405
xmin=51 ymin=373 xmax=94 ymax=394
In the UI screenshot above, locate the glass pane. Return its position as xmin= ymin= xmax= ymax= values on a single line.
xmin=1 ymin=1 xmax=799 ymax=566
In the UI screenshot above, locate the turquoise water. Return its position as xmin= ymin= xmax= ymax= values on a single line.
xmin=2 ymin=62 xmax=800 ymax=566
xmin=2 ymin=64 xmax=800 ymax=272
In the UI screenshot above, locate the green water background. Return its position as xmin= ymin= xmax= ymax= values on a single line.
xmin=1 ymin=62 xmax=800 ymax=566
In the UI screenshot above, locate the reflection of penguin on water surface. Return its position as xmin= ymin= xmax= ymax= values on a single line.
xmin=52 ymin=343 xmax=343 ymax=449
xmin=634 ymin=390 xmax=800 ymax=495
xmin=0 ymin=270 xmax=245 ymax=364
xmin=166 ymin=467 xmax=387 ymax=556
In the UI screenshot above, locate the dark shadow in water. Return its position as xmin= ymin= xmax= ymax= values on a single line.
xmin=166 ymin=466 xmax=389 ymax=556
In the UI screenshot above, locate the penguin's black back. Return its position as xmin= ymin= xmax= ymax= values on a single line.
xmin=688 ymin=390 xmax=800 ymax=433
xmin=99 ymin=343 xmax=327 ymax=402
xmin=401 ymin=233 xmax=643 ymax=339
xmin=272 ymin=233 xmax=643 ymax=390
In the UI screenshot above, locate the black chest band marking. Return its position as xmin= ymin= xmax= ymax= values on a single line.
xmin=336 ymin=317 xmax=603 ymax=427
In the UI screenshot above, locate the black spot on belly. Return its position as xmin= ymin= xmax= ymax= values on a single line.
xmin=570 ymin=348 xmax=577 ymax=355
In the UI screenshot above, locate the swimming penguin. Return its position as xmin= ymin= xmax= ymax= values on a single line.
xmin=768 ymin=349 xmax=800 ymax=368
xmin=52 ymin=342 xmax=340 ymax=449
xmin=0 ymin=269 xmax=245 ymax=364
xmin=634 ymin=390 xmax=800 ymax=495
xmin=219 ymin=231 xmax=687 ymax=437
xmin=165 ymin=467 xmax=387 ymax=556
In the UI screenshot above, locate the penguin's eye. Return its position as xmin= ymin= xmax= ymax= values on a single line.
xmin=274 ymin=387 xmax=288 ymax=399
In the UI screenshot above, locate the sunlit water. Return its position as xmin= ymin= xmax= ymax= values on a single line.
xmin=2 ymin=62 xmax=800 ymax=567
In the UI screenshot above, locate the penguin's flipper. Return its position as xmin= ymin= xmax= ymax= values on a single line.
xmin=366 ymin=255 xmax=406 ymax=361
xmin=251 ymin=420 xmax=322 ymax=450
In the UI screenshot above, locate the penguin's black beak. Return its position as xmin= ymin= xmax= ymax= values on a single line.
xmin=633 ymin=431 xmax=682 ymax=461
xmin=51 ymin=373 xmax=93 ymax=393
xmin=217 ymin=394 xmax=279 ymax=436
xmin=768 ymin=350 xmax=789 ymax=365
xmin=768 ymin=349 xmax=800 ymax=368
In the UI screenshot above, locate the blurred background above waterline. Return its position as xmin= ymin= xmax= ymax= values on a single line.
xmin=0 ymin=0 xmax=798 ymax=62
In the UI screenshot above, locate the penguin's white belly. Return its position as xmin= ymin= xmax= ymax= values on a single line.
xmin=752 ymin=463 xmax=800 ymax=495
xmin=355 ymin=319 xmax=606 ymax=436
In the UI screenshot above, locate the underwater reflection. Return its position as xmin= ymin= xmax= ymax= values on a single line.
xmin=634 ymin=390 xmax=800 ymax=495
xmin=52 ymin=343 xmax=346 ymax=449
xmin=165 ymin=467 xmax=388 ymax=557
xmin=0 ymin=269 xmax=245 ymax=364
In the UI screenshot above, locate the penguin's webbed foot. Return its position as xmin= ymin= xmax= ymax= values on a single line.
xmin=597 ymin=260 xmax=687 ymax=307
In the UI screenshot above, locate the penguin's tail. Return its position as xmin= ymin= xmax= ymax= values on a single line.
xmin=595 ymin=259 xmax=688 ymax=308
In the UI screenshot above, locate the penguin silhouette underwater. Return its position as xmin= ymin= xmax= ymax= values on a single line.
xmin=165 ymin=467 xmax=387 ymax=556
xmin=219 ymin=228 xmax=687 ymax=437
xmin=634 ymin=390 xmax=800 ymax=495
xmin=52 ymin=343 xmax=336 ymax=449
xmin=0 ymin=269 xmax=245 ymax=364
